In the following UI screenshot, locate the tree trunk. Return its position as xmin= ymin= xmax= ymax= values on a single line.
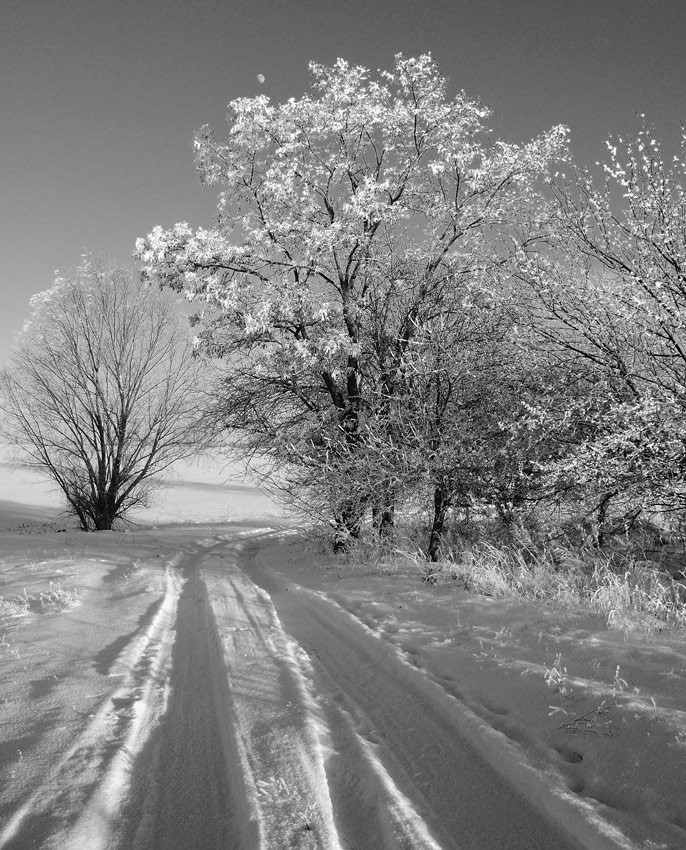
xmin=372 ymin=491 xmax=395 ymax=539
xmin=428 ymin=484 xmax=451 ymax=562
xmin=594 ymin=491 xmax=617 ymax=548
xmin=90 ymin=490 xmax=116 ymax=530
xmin=93 ymin=514 xmax=114 ymax=531
xmin=92 ymin=506 xmax=114 ymax=531
xmin=333 ymin=498 xmax=366 ymax=552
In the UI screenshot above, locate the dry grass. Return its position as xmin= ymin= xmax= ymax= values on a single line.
xmin=0 ymin=581 xmax=78 ymax=616
xmin=436 ymin=543 xmax=686 ymax=630
xmin=0 ymin=592 xmax=31 ymax=616
xmin=36 ymin=580 xmax=79 ymax=612
xmin=317 ymin=518 xmax=686 ymax=630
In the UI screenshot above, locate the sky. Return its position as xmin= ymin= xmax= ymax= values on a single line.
xmin=2 ymin=0 xmax=686 ymax=364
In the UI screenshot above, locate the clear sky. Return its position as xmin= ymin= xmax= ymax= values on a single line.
xmin=2 ymin=0 xmax=685 ymax=363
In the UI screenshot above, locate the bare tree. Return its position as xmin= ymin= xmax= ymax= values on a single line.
xmin=0 ymin=258 xmax=206 ymax=530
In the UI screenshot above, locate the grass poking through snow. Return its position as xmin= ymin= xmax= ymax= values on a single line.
xmin=338 ymin=532 xmax=686 ymax=632
xmin=439 ymin=543 xmax=686 ymax=631
xmin=0 ymin=580 xmax=79 ymax=616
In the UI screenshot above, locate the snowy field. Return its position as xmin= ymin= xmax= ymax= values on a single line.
xmin=1 ymin=460 xmax=686 ymax=849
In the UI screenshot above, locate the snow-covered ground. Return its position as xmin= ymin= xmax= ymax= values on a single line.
xmin=1 ymin=460 xmax=685 ymax=849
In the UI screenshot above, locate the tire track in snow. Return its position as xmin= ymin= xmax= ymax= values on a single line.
xmin=108 ymin=532 xmax=342 ymax=850
xmin=242 ymin=543 xmax=622 ymax=850
xmin=3 ymin=528 xmax=625 ymax=850
xmin=201 ymin=541 xmax=344 ymax=849
xmin=202 ymin=535 xmax=448 ymax=849
xmin=117 ymin=550 xmax=246 ymax=850
xmin=287 ymin=639 xmax=446 ymax=850
xmin=0 ymin=557 xmax=183 ymax=850
xmin=2 ymin=531 xmax=343 ymax=850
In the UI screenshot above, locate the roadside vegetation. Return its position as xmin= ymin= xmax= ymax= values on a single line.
xmin=333 ymin=517 xmax=686 ymax=633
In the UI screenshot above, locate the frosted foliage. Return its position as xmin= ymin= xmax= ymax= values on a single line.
xmin=135 ymin=55 xmax=567 ymax=537
xmin=136 ymin=54 xmax=567 ymax=367
xmin=511 ymin=122 xmax=686 ymax=515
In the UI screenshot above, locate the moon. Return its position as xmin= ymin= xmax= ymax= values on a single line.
xmin=257 ymin=74 xmax=265 ymax=84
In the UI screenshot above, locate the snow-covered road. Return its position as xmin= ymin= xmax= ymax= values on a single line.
xmin=1 ymin=526 xmax=680 ymax=849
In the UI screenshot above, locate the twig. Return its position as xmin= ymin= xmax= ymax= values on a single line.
xmin=559 ymin=704 xmax=618 ymax=735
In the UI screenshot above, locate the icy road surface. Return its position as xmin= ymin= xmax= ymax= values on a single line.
xmin=1 ymin=525 xmax=680 ymax=849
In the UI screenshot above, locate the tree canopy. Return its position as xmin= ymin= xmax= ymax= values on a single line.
xmin=0 ymin=258 xmax=206 ymax=530
xmin=136 ymin=54 xmax=567 ymax=548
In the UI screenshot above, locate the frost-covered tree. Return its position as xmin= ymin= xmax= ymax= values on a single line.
xmin=0 ymin=258 xmax=205 ymax=530
xmin=554 ymin=123 xmax=686 ymax=398
xmin=136 ymin=54 xmax=567 ymax=546
xmin=517 ymin=123 xmax=686 ymax=527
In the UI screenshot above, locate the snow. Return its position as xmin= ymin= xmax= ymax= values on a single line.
xmin=1 ymin=459 xmax=685 ymax=849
